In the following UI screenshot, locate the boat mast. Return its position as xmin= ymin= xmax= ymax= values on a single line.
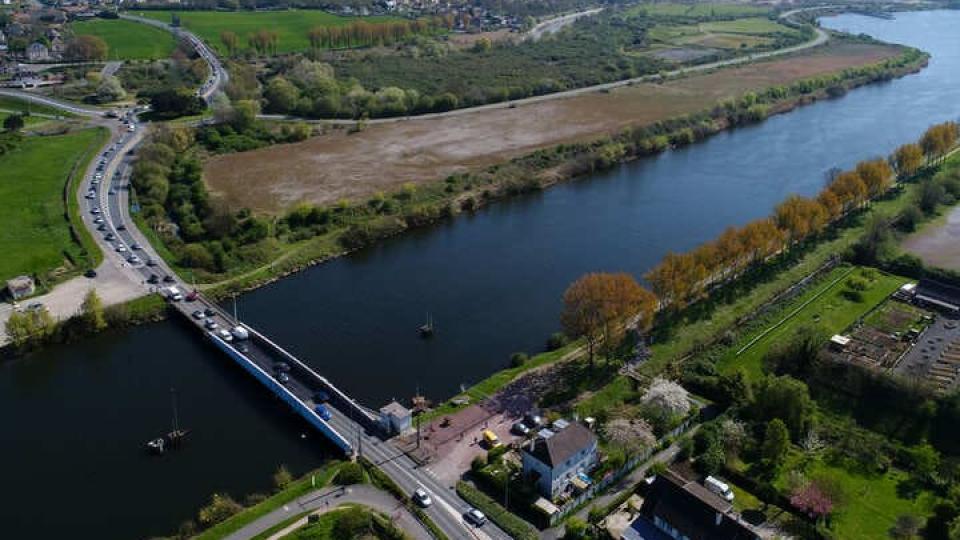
xmin=171 ymin=387 xmax=180 ymax=434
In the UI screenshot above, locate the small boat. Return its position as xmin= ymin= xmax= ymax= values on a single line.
xmin=418 ymin=314 xmax=435 ymax=338
xmin=147 ymin=388 xmax=189 ymax=455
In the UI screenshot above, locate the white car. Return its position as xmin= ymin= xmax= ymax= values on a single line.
xmin=464 ymin=508 xmax=486 ymax=527
xmin=116 ymin=245 xmax=127 ymax=253
xmin=413 ymin=488 xmax=432 ymax=507
xmin=217 ymin=329 xmax=234 ymax=342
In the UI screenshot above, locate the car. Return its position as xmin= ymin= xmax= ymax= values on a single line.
xmin=523 ymin=413 xmax=544 ymax=429
xmin=274 ymin=362 xmax=291 ymax=373
xmin=277 ymin=372 xmax=290 ymax=384
xmin=511 ymin=422 xmax=531 ymax=436
xmin=186 ymin=290 xmax=199 ymax=302
xmin=108 ymin=188 xmax=115 ymax=195
xmin=162 ymin=275 xmax=175 ymax=283
xmin=413 ymin=488 xmax=432 ymax=507
xmin=145 ymin=258 xmax=157 ymax=267
xmin=147 ymin=274 xmax=159 ymax=284
xmin=84 ymin=269 xmax=97 ymax=279
xmin=314 ymin=403 xmax=333 ymax=420
xmin=26 ymin=302 xmax=44 ymax=312
xmin=94 ymin=172 xmax=103 ymax=179
xmin=105 ymin=233 xmax=115 ymax=241
xmin=116 ymin=245 xmax=127 ymax=253
xmin=116 ymin=223 xmax=126 ymax=231
xmin=237 ymin=343 xmax=249 ymax=353
xmin=313 ymin=390 xmax=330 ymax=403
xmin=97 ymin=224 xmax=107 ymax=231
xmin=84 ymin=192 xmax=95 ymax=200
xmin=93 ymin=217 xmax=104 ymax=224
xmin=217 ymin=329 xmax=234 ymax=342
xmin=90 ymin=208 xmax=100 ymax=215
xmin=127 ymin=255 xmax=141 ymax=264
xmin=464 ymin=508 xmax=487 ymax=526
xmin=203 ymin=308 xmax=216 ymax=317
xmin=204 ymin=318 xmax=219 ymax=330
xmin=191 ymin=310 xmax=204 ymax=319
xmin=131 ymin=242 xmax=142 ymax=250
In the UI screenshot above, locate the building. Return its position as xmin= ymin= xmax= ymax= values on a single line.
xmin=622 ymin=470 xmax=759 ymax=540
xmin=6 ymin=275 xmax=35 ymax=300
xmin=379 ymin=400 xmax=412 ymax=435
xmin=521 ymin=420 xmax=598 ymax=499
xmin=26 ymin=42 xmax=49 ymax=62
xmin=914 ymin=279 xmax=960 ymax=314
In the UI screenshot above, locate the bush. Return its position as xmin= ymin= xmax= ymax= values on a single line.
xmin=546 ymin=332 xmax=569 ymax=351
xmin=335 ymin=461 xmax=365 ymax=485
xmin=456 ymin=481 xmax=539 ymax=540
xmin=510 ymin=352 xmax=529 ymax=367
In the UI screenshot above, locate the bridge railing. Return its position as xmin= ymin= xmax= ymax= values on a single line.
xmin=241 ymin=324 xmax=385 ymax=436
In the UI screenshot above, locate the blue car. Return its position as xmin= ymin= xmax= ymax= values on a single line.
xmin=315 ymin=404 xmax=332 ymax=421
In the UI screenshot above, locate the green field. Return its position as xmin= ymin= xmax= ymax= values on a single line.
xmin=716 ymin=266 xmax=907 ymax=380
xmin=0 ymin=129 xmax=106 ymax=283
xmin=0 ymin=111 xmax=50 ymax=128
xmin=134 ymin=10 xmax=401 ymax=55
xmin=72 ymin=18 xmax=177 ymax=60
xmin=701 ymin=17 xmax=798 ymax=35
xmin=629 ymin=2 xmax=770 ymax=18
xmin=0 ymin=96 xmax=72 ymax=117
xmin=771 ymin=455 xmax=938 ymax=540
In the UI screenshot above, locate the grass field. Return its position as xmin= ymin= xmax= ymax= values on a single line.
xmin=701 ymin=17 xmax=798 ymax=35
xmin=134 ymin=10 xmax=401 ymax=55
xmin=716 ymin=265 xmax=907 ymax=380
xmin=0 ymin=129 xmax=107 ymax=283
xmin=648 ymin=17 xmax=798 ymax=51
xmin=770 ymin=454 xmax=939 ymax=540
xmin=72 ymin=19 xmax=177 ymax=60
xmin=630 ymin=2 xmax=770 ymax=18
xmin=0 ymin=96 xmax=73 ymax=117
xmin=0 ymin=111 xmax=50 ymax=128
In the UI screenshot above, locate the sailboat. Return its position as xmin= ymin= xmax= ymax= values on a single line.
xmin=146 ymin=388 xmax=190 ymax=455
xmin=418 ymin=314 xmax=435 ymax=338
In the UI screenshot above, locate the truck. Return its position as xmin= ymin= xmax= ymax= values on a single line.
xmin=230 ymin=326 xmax=249 ymax=340
xmin=704 ymin=476 xmax=735 ymax=502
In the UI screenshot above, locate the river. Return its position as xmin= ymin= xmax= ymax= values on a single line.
xmin=2 ymin=11 xmax=959 ymax=539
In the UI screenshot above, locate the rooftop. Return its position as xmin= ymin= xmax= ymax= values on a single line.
xmin=524 ymin=421 xmax=596 ymax=468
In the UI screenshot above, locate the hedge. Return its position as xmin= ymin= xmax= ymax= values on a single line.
xmin=455 ymin=481 xmax=539 ymax=540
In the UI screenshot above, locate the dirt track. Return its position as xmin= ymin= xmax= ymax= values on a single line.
xmin=204 ymin=42 xmax=902 ymax=213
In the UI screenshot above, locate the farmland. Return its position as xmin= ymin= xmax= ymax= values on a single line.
xmin=0 ymin=129 xmax=106 ymax=283
xmin=628 ymin=2 xmax=771 ymax=19
xmin=204 ymin=41 xmax=902 ymax=213
xmin=71 ymin=18 xmax=176 ymax=60
xmin=133 ymin=10 xmax=401 ymax=55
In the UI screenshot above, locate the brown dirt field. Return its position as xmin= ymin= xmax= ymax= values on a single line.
xmin=204 ymin=42 xmax=901 ymax=213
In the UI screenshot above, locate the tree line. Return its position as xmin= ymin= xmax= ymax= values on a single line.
xmin=558 ymin=121 xmax=958 ymax=362
xmin=644 ymin=121 xmax=958 ymax=310
xmin=306 ymin=17 xmax=443 ymax=50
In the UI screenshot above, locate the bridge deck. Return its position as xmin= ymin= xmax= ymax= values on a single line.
xmin=166 ymin=293 xmax=380 ymax=456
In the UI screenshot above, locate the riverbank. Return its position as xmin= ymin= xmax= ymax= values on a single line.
xmin=173 ymin=41 xmax=929 ymax=299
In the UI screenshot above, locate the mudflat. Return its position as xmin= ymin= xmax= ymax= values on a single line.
xmin=204 ymin=42 xmax=901 ymax=213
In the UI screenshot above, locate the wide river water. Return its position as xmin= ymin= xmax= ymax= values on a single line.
xmin=3 ymin=11 xmax=959 ymax=539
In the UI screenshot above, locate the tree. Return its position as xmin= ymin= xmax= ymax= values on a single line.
xmin=750 ymin=375 xmax=814 ymax=440
xmin=5 ymin=307 xmax=55 ymax=349
xmin=3 ymin=113 xmax=25 ymax=132
xmin=333 ymin=506 xmax=373 ymax=539
xmin=856 ymin=158 xmax=894 ymax=198
xmin=96 ymin=75 xmax=126 ymax=103
xmin=790 ymin=480 xmax=834 ymax=521
xmin=220 ymin=31 xmax=239 ymax=56
xmin=561 ymin=272 xmax=656 ymax=366
xmin=263 ymin=77 xmax=300 ymax=114
xmin=230 ymin=99 xmax=260 ymax=132
xmin=81 ymin=289 xmax=107 ymax=333
xmin=196 ymin=493 xmax=242 ymax=526
xmin=645 ymin=251 xmax=706 ymax=309
xmin=66 ymin=35 xmax=108 ymax=61
xmin=828 ymin=171 xmax=868 ymax=211
xmin=894 ymin=143 xmax=924 ymax=178
xmin=761 ymin=418 xmax=790 ymax=467
xmin=774 ymin=195 xmax=828 ymax=243
xmin=641 ymin=378 xmax=691 ymax=417
xmin=602 ymin=417 xmax=656 ymax=455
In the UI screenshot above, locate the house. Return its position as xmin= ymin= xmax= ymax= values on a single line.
xmin=521 ymin=420 xmax=598 ymax=499
xmin=379 ymin=400 xmax=412 ymax=435
xmin=26 ymin=42 xmax=49 ymax=62
xmin=6 ymin=276 xmax=35 ymax=300
xmin=622 ymin=470 xmax=759 ymax=540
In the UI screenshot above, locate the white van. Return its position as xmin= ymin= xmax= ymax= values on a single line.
xmin=705 ymin=476 xmax=735 ymax=502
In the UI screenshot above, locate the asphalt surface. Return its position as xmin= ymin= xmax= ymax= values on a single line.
xmin=526 ymin=8 xmax=603 ymax=41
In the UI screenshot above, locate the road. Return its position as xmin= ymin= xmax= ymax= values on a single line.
xmin=526 ymin=8 xmax=603 ymax=41
xmin=119 ymin=13 xmax=228 ymax=103
xmin=0 ymin=88 xmax=103 ymax=117
xmin=225 ymin=484 xmax=432 ymax=540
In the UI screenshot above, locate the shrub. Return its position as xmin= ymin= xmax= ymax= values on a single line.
xmin=455 ymin=481 xmax=539 ymax=540
xmin=335 ymin=461 xmax=365 ymax=485
xmin=546 ymin=332 xmax=569 ymax=351
xmin=510 ymin=352 xmax=529 ymax=367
